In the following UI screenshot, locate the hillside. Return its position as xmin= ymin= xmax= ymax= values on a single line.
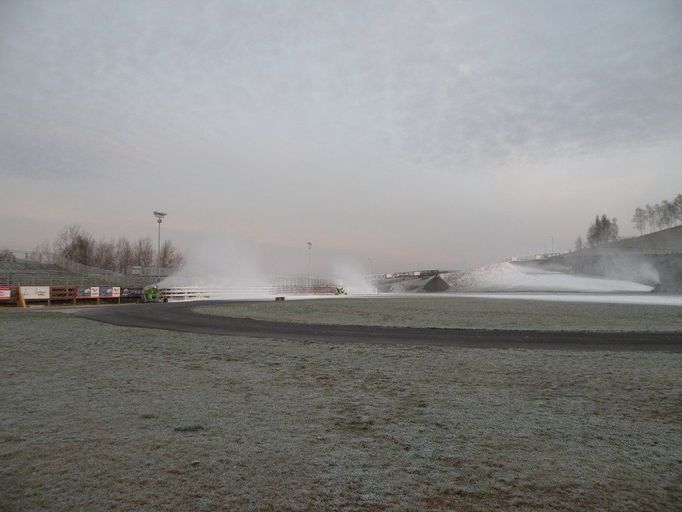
xmin=610 ymin=225 xmax=682 ymax=251
xmin=550 ymin=226 xmax=682 ymax=292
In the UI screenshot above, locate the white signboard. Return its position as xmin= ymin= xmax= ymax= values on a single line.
xmin=21 ymin=286 xmax=50 ymax=300
xmin=112 ymin=286 xmax=120 ymax=298
xmin=90 ymin=287 xmax=99 ymax=298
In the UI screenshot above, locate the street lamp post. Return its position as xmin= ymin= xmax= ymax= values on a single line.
xmin=307 ymin=241 xmax=312 ymax=293
xmin=153 ymin=211 xmax=166 ymax=285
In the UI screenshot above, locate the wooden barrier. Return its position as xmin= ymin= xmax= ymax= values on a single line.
xmin=0 ymin=285 xmax=141 ymax=307
xmin=50 ymin=286 xmax=78 ymax=304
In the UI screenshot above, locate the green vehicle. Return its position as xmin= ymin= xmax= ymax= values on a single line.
xmin=143 ymin=286 xmax=166 ymax=302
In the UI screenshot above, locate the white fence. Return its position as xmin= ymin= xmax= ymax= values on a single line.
xmin=159 ymin=286 xmax=278 ymax=301
xmin=159 ymin=283 xmax=338 ymax=302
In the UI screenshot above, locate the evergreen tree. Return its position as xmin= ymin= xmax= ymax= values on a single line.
xmin=586 ymin=215 xmax=618 ymax=247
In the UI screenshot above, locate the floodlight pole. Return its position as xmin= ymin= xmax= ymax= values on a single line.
xmin=307 ymin=241 xmax=312 ymax=293
xmin=157 ymin=218 xmax=161 ymax=283
xmin=153 ymin=211 xmax=167 ymax=285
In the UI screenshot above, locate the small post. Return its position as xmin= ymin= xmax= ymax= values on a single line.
xmin=17 ymin=284 xmax=26 ymax=309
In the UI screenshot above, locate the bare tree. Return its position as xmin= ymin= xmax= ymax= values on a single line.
xmin=574 ymin=236 xmax=583 ymax=251
xmin=55 ymin=224 xmax=95 ymax=265
xmin=93 ymin=239 xmax=116 ymax=270
xmin=610 ymin=217 xmax=619 ymax=240
xmin=0 ymin=248 xmax=16 ymax=262
xmin=631 ymin=208 xmax=646 ymax=236
xmin=645 ymin=204 xmax=655 ymax=233
xmin=631 ymin=193 xmax=681 ymax=237
xmin=55 ymin=224 xmax=80 ymax=259
xmin=653 ymin=203 xmax=666 ymax=231
xmin=661 ymin=200 xmax=676 ymax=229
xmin=115 ymin=237 xmax=134 ymax=274
xmin=44 ymin=225 xmax=185 ymax=273
xmin=134 ymin=238 xmax=154 ymax=267
xmin=674 ymin=194 xmax=682 ymax=225
xmin=30 ymin=240 xmax=52 ymax=262
xmin=159 ymin=240 xmax=184 ymax=269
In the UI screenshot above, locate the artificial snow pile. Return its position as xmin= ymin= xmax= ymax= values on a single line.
xmin=443 ymin=262 xmax=653 ymax=293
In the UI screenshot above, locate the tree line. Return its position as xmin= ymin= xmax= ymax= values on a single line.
xmin=32 ymin=224 xmax=184 ymax=274
xmin=631 ymin=194 xmax=682 ymax=235
xmin=575 ymin=193 xmax=682 ymax=250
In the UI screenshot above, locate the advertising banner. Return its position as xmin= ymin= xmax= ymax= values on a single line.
xmin=21 ymin=286 xmax=50 ymax=300
xmin=76 ymin=286 xmax=100 ymax=299
xmin=121 ymin=288 xmax=143 ymax=298
xmin=99 ymin=286 xmax=120 ymax=298
xmin=0 ymin=285 xmax=11 ymax=300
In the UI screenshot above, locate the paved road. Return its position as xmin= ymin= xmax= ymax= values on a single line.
xmin=75 ymin=300 xmax=682 ymax=352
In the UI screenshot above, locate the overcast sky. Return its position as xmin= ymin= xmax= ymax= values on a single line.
xmin=1 ymin=0 xmax=681 ymax=274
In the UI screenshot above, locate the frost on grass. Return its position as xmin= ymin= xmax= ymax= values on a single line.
xmin=197 ymin=296 xmax=682 ymax=332
xmin=1 ymin=314 xmax=680 ymax=511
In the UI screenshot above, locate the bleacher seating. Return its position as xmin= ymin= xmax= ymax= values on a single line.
xmin=0 ymin=258 xmax=156 ymax=287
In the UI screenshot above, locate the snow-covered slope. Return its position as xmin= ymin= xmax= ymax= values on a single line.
xmin=444 ymin=262 xmax=653 ymax=293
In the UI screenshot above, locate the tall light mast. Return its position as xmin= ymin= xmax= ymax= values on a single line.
xmin=153 ymin=211 xmax=166 ymax=285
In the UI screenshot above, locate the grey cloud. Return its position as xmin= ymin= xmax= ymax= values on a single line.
xmin=1 ymin=0 xmax=681 ymax=268
xmin=2 ymin=0 xmax=681 ymax=180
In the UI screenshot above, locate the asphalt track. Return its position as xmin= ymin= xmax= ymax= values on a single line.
xmin=75 ymin=300 xmax=682 ymax=352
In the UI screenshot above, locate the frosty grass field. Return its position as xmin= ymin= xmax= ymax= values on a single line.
xmin=1 ymin=296 xmax=681 ymax=511
xmin=197 ymin=295 xmax=682 ymax=332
